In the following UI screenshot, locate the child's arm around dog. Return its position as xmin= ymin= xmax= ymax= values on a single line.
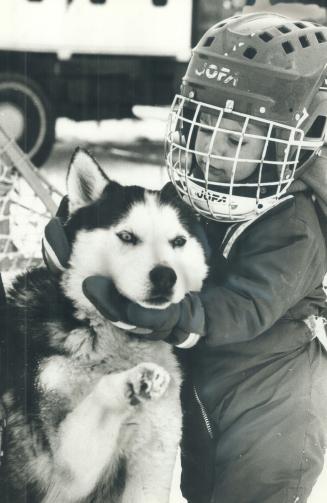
xmin=199 ymin=190 xmax=327 ymax=347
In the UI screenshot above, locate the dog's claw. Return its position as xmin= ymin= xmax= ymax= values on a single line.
xmin=126 ymin=363 xmax=170 ymax=405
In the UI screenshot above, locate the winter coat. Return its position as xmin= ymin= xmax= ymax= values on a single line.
xmin=189 ymin=189 xmax=327 ymax=412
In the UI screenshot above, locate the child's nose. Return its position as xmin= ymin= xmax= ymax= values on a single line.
xmin=211 ymin=136 xmax=229 ymax=158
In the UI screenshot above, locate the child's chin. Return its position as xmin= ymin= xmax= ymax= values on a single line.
xmin=198 ymin=163 xmax=229 ymax=183
xmin=207 ymin=169 xmax=230 ymax=183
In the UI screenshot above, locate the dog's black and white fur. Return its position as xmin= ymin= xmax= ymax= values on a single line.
xmin=0 ymin=149 xmax=208 ymax=503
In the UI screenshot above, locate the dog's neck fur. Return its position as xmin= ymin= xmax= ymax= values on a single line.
xmin=61 ymin=275 xmax=175 ymax=378
xmin=9 ymin=267 xmax=133 ymax=364
xmin=55 ymin=277 xmax=137 ymax=364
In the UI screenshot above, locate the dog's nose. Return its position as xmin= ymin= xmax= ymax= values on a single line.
xmin=149 ymin=265 xmax=177 ymax=291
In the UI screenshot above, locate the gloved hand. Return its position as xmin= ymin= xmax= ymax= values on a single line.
xmin=42 ymin=196 xmax=71 ymax=274
xmin=82 ymin=275 xmax=206 ymax=348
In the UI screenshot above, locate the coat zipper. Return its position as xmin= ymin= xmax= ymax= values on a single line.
xmin=193 ymin=385 xmax=213 ymax=439
xmin=0 ymin=416 xmax=6 ymax=468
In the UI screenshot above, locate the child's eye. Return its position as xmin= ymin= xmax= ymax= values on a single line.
xmin=116 ymin=231 xmax=139 ymax=245
xmin=228 ymin=136 xmax=247 ymax=147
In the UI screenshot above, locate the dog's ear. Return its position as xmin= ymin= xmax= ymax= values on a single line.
xmin=160 ymin=182 xmax=179 ymax=204
xmin=67 ymin=148 xmax=109 ymax=213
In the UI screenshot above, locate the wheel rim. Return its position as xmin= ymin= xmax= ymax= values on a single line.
xmin=0 ymin=81 xmax=47 ymax=159
xmin=0 ymin=102 xmax=25 ymax=141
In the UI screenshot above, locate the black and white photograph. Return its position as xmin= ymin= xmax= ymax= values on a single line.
xmin=1 ymin=1 xmax=327 ymax=502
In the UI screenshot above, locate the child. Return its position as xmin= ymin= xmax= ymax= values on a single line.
xmin=73 ymin=12 xmax=327 ymax=503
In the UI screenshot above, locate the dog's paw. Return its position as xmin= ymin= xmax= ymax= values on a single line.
xmin=126 ymin=363 xmax=170 ymax=406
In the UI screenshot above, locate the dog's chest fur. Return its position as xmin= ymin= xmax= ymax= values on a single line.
xmin=38 ymin=318 xmax=180 ymax=402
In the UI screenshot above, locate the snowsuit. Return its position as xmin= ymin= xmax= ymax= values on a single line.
xmin=179 ymin=189 xmax=327 ymax=503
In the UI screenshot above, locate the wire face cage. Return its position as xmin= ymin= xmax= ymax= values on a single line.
xmin=165 ymin=95 xmax=307 ymax=222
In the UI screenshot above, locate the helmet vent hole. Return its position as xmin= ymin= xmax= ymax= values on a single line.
xmin=315 ymin=31 xmax=326 ymax=44
xmin=299 ymin=35 xmax=310 ymax=48
xmin=204 ymin=36 xmax=215 ymax=47
xmin=294 ymin=22 xmax=306 ymax=29
xmin=243 ymin=47 xmax=257 ymax=59
xmin=259 ymin=32 xmax=273 ymax=42
xmin=282 ymin=41 xmax=295 ymax=54
xmin=278 ymin=25 xmax=291 ymax=34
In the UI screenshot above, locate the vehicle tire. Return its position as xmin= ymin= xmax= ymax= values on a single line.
xmin=0 ymin=73 xmax=55 ymax=167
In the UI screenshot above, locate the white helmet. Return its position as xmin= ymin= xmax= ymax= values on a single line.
xmin=165 ymin=12 xmax=327 ymax=222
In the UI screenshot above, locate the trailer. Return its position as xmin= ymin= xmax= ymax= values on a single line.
xmin=0 ymin=0 xmax=249 ymax=165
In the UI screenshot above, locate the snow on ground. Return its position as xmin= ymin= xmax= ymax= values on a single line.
xmin=25 ymin=109 xmax=327 ymax=502
xmin=45 ymin=110 xmax=170 ymax=192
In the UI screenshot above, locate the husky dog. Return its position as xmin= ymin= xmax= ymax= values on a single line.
xmin=0 ymin=150 xmax=208 ymax=503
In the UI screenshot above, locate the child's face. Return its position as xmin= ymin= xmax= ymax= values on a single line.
xmin=194 ymin=113 xmax=267 ymax=183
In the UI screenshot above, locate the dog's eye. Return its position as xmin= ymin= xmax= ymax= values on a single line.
xmin=117 ymin=231 xmax=139 ymax=245
xmin=170 ymin=236 xmax=186 ymax=248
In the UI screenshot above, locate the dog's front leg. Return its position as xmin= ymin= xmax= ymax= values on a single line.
xmin=45 ymin=369 xmax=139 ymax=502
xmin=46 ymin=363 xmax=171 ymax=503
xmin=122 ymin=428 xmax=181 ymax=503
xmin=121 ymin=372 xmax=182 ymax=503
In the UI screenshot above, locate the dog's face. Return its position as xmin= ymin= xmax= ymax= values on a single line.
xmin=61 ymin=149 xmax=208 ymax=314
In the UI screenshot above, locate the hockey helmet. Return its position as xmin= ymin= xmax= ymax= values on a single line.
xmin=166 ymin=12 xmax=327 ymax=221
